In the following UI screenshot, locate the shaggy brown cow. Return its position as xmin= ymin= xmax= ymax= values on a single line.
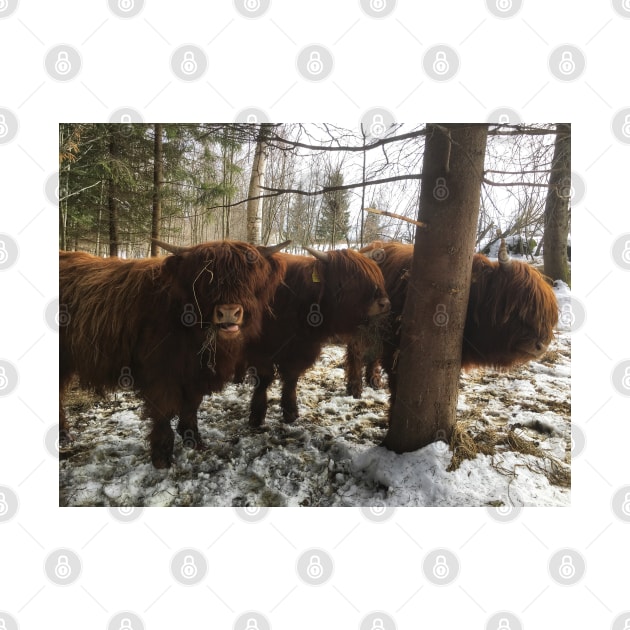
xmin=59 ymin=239 xmax=289 ymax=468
xmin=346 ymin=240 xmax=558 ymax=400
xmin=242 ymin=247 xmax=390 ymax=427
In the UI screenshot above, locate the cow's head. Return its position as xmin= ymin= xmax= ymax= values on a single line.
xmin=464 ymin=240 xmax=558 ymax=368
xmin=304 ymin=247 xmax=390 ymax=330
xmin=154 ymin=238 xmax=289 ymax=340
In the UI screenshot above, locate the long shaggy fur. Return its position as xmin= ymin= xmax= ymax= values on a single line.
xmin=59 ymin=241 xmax=286 ymax=467
xmin=346 ymin=241 xmax=558 ymax=397
xmin=242 ymin=249 xmax=389 ymax=426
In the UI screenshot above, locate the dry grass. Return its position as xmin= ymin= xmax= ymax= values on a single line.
xmin=448 ymin=413 xmax=570 ymax=488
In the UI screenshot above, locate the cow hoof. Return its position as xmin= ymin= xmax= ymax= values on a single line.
xmin=179 ymin=431 xmax=205 ymax=450
xmin=346 ymin=386 xmax=363 ymax=399
xmin=151 ymin=455 xmax=172 ymax=469
xmin=282 ymin=413 xmax=298 ymax=424
xmin=369 ymin=376 xmax=383 ymax=390
xmin=248 ymin=412 xmax=266 ymax=428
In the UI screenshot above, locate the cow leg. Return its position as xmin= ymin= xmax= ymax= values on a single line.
xmin=59 ymin=368 xmax=74 ymax=445
xmin=280 ymin=373 xmax=300 ymax=424
xmin=345 ymin=338 xmax=364 ymax=399
xmin=249 ymin=370 xmax=274 ymax=427
xmin=59 ymin=397 xmax=74 ymax=445
xmin=176 ymin=393 xmax=205 ymax=450
xmin=144 ymin=399 xmax=176 ymax=469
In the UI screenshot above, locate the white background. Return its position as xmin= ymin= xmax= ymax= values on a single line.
xmin=0 ymin=1 xmax=628 ymax=628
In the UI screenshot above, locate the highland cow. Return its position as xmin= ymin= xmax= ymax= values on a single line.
xmin=346 ymin=240 xmax=559 ymax=400
xmin=241 ymin=247 xmax=390 ymax=427
xmin=59 ymin=239 xmax=289 ymax=468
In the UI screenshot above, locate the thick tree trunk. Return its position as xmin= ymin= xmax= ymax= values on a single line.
xmin=150 ymin=123 xmax=163 ymax=256
xmin=246 ymin=123 xmax=271 ymax=245
xmin=543 ymin=124 xmax=571 ymax=283
xmin=383 ymin=124 xmax=489 ymax=453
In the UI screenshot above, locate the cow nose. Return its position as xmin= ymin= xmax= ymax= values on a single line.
xmin=214 ymin=304 xmax=243 ymax=325
xmin=535 ymin=341 xmax=545 ymax=352
xmin=378 ymin=297 xmax=391 ymax=313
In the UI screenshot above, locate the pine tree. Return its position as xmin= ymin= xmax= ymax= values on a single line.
xmin=315 ymin=169 xmax=350 ymax=248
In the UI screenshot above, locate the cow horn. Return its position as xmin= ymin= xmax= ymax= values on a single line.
xmin=258 ymin=240 xmax=292 ymax=257
xmin=303 ymin=246 xmax=330 ymax=263
xmin=151 ymin=238 xmax=188 ymax=255
xmin=498 ymin=238 xmax=511 ymax=266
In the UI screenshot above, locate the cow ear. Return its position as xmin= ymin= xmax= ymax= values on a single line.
xmin=160 ymin=253 xmax=188 ymax=303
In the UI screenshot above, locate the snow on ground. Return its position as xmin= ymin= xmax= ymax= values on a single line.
xmin=60 ymin=306 xmax=571 ymax=507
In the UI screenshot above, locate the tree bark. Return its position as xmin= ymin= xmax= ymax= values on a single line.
xmin=383 ymin=124 xmax=489 ymax=453
xmin=150 ymin=123 xmax=163 ymax=256
xmin=246 ymin=123 xmax=271 ymax=244
xmin=543 ymin=123 xmax=570 ymax=282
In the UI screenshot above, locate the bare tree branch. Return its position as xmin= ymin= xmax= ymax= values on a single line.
xmin=364 ymin=207 xmax=426 ymax=228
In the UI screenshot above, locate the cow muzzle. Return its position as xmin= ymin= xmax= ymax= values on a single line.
xmin=519 ymin=338 xmax=550 ymax=359
xmin=213 ymin=304 xmax=244 ymax=336
xmin=367 ymin=297 xmax=391 ymax=317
